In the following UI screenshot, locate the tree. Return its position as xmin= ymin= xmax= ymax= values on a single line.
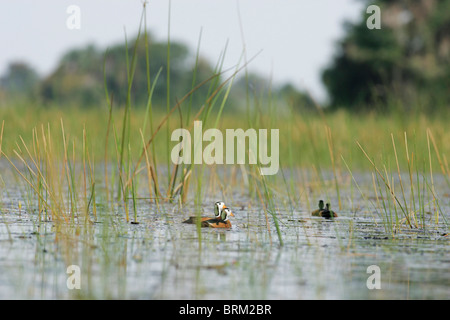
xmin=0 ymin=61 xmax=39 ymax=98
xmin=322 ymin=0 xmax=450 ymax=112
xmin=278 ymin=83 xmax=315 ymax=111
xmin=39 ymin=33 xmax=217 ymax=109
xmin=40 ymin=44 xmax=104 ymax=106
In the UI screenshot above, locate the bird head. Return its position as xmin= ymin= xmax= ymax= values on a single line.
xmin=221 ymin=207 xmax=234 ymax=221
xmin=214 ymin=201 xmax=227 ymax=218
xmin=318 ymin=200 xmax=324 ymax=210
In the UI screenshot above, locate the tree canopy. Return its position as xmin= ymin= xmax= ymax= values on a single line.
xmin=3 ymin=32 xmax=312 ymax=112
xmin=0 ymin=61 xmax=39 ymax=99
xmin=322 ymin=0 xmax=450 ymax=112
xmin=38 ymin=34 xmax=201 ymax=108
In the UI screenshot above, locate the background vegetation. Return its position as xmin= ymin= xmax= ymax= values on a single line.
xmin=0 ymin=0 xmax=448 ymax=173
xmin=322 ymin=0 xmax=450 ymax=112
xmin=1 ymin=0 xmax=448 ymax=114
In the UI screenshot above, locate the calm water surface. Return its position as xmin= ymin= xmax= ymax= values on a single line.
xmin=0 ymin=171 xmax=448 ymax=299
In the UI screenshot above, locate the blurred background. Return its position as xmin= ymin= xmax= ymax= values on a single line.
xmin=0 ymin=0 xmax=448 ymax=113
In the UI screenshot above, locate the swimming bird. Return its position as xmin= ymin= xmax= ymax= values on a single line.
xmin=311 ymin=200 xmax=338 ymax=218
xmin=182 ymin=202 xmax=234 ymax=228
xmin=321 ymin=203 xmax=338 ymax=218
xmin=311 ymin=200 xmax=325 ymax=216
xmin=208 ymin=207 xmax=235 ymax=228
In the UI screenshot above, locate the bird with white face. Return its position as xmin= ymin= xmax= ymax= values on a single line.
xmin=214 ymin=201 xmax=227 ymax=218
xmin=183 ymin=201 xmax=235 ymax=228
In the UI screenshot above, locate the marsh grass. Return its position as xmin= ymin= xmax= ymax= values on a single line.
xmin=348 ymin=129 xmax=449 ymax=235
xmin=1 ymin=106 xmax=448 ymax=232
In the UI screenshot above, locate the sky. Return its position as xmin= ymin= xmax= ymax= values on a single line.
xmin=0 ymin=0 xmax=364 ymax=102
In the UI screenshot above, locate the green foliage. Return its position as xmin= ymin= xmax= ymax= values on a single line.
xmin=323 ymin=0 xmax=450 ymax=112
xmin=0 ymin=31 xmax=311 ymax=113
xmin=38 ymin=35 xmax=207 ymax=109
xmin=278 ymin=83 xmax=315 ymax=111
xmin=39 ymin=44 xmax=104 ymax=107
xmin=0 ymin=62 xmax=39 ymax=100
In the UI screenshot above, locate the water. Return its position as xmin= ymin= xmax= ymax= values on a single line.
xmin=0 ymin=170 xmax=449 ymax=299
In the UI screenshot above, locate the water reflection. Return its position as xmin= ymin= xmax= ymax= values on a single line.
xmin=0 ymin=195 xmax=448 ymax=299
